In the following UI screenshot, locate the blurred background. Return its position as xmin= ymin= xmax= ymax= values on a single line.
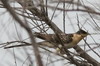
xmin=0 ymin=0 xmax=100 ymax=66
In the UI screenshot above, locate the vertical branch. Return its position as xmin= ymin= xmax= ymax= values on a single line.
xmin=1 ymin=0 xmax=43 ymax=66
xmin=63 ymin=0 xmax=65 ymax=33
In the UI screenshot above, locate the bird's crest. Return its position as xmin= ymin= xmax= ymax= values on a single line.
xmin=76 ymin=29 xmax=89 ymax=34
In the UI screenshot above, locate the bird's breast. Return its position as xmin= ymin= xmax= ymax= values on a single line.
xmin=64 ymin=34 xmax=84 ymax=48
xmin=72 ymin=34 xmax=84 ymax=42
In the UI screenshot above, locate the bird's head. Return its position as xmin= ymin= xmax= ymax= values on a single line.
xmin=76 ymin=29 xmax=89 ymax=37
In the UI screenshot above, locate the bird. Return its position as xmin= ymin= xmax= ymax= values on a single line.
xmin=34 ymin=29 xmax=89 ymax=53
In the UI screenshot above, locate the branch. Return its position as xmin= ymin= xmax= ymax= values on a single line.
xmin=74 ymin=45 xmax=100 ymax=66
xmin=1 ymin=0 xmax=43 ymax=66
xmin=40 ymin=4 xmax=100 ymax=15
xmin=5 ymin=0 xmax=100 ymax=66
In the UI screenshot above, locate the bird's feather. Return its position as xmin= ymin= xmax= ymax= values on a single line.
xmin=34 ymin=32 xmax=74 ymax=44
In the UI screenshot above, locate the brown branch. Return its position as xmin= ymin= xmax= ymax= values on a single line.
xmin=16 ymin=0 xmax=100 ymax=66
xmin=2 ymin=41 xmax=55 ymax=49
xmin=39 ymin=4 xmax=100 ymax=15
xmin=51 ymin=0 xmax=95 ymax=11
xmin=74 ymin=45 xmax=100 ymax=66
xmin=3 ymin=41 xmax=92 ymax=66
xmin=17 ymin=0 xmax=62 ymax=33
xmin=17 ymin=1 xmax=81 ymax=65
xmin=1 ymin=0 xmax=43 ymax=66
xmin=3 ymin=0 xmax=100 ymax=66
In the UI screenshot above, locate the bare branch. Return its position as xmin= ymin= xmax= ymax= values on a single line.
xmin=1 ymin=0 xmax=43 ymax=66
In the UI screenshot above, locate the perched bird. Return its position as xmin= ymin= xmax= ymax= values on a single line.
xmin=34 ymin=29 xmax=89 ymax=53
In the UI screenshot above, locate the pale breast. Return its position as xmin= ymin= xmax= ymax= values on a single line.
xmin=64 ymin=34 xmax=84 ymax=48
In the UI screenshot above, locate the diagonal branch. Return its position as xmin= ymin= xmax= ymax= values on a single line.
xmin=1 ymin=0 xmax=43 ymax=66
xmin=17 ymin=0 xmax=100 ymax=66
xmin=2 ymin=0 xmax=100 ymax=66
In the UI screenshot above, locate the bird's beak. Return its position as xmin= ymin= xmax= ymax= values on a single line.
xmin=81 ymin=33 xmax=89 ymax=37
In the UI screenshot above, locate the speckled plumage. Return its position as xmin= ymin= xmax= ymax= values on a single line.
xmin=34 ymin=29 xmax=89 ymax=52
xmin=34 ymin=32 xmax=73 ymax=44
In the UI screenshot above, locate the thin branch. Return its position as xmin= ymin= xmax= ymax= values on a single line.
xmin=39 ymin=4 xmax=100 ymax=15
xmin=1 ymin=0 xmax=43 ymax=66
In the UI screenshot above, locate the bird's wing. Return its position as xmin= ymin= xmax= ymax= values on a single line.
xmin=34 ymin=32 xmax=73 ymax=44
xmin=65 ymin=34 xmax=73 ymax=44
xmin=34 ymin=32 xmax=55 ymax=41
